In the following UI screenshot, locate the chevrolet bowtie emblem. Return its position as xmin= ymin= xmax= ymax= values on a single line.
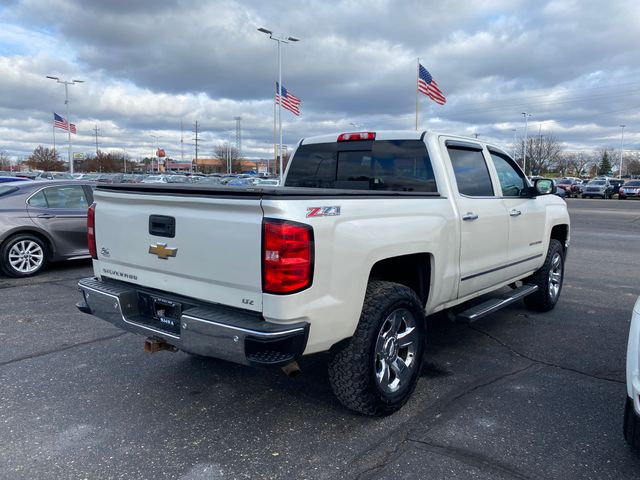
xmin=148 ymin=242 xmax=178 ymax=260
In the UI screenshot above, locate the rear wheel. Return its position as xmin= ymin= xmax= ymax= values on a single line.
xmin=624 ymin=397 xmax=640 ymax=448
xmin=328 ymin=281 xmax=425 ymax=416
xmin=0 ymin=234 xmax=48 ymax=277
xmin=524 ymin=239 xmax=564 ymax=312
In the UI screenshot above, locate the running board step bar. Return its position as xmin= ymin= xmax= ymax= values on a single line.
xmin=455 ymin=284 xmax=539 ymax=324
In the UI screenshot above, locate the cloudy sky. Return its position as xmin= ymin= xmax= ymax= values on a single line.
xmin=1 ymin=0 xmax=639 ymax=162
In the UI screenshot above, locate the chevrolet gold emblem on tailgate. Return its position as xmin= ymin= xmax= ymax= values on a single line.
xmin=148 ymin=242 xmax=178 ymax=259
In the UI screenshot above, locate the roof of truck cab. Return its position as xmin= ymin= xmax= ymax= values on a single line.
xmin=299 ymin=130 xmax=426 ymax=145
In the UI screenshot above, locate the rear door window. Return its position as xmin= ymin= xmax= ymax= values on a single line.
xmin=447 ymin=144 xmax=494 ymax=197
xmin=286 ymin=139 xmax=437 ymax=192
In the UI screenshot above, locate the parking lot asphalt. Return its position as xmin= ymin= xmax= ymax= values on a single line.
xmin=1 ymin=198 xmax=640 ymax=479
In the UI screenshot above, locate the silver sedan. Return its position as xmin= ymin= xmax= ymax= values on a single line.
xmin=0 ymin=180 xmax=94 ymax=277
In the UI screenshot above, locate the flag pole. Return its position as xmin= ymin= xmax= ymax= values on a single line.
xmin=273 ymin=82 xmax=277 ymax=176
xmin=52 ymin=113 xmax=56 ymax=156
xmin=415 ymin=58 xmax=420 ymax=131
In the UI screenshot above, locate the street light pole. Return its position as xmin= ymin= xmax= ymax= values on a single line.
xmin=521 ymin=112 xmax=531 ymax=176
xmin=511 ymin=128 xmax=517 ymax=159
xmin=258 ymin=27 xmax=299 ymax=184
xmin=46 ymin=76 xmax=84 ymax=174
xmin=619 ymin=124 xmax=626 ymax=179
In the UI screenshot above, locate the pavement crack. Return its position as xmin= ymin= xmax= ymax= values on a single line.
xmin=406 ymin=439 xmax=543 ymax=480
xmin=346 ymin=363 xmax=536 ymax=480
xmin=0 ymin=332 xmax=127 ymax=368
xmin=468 ymin=325 xmax=624 ymax=385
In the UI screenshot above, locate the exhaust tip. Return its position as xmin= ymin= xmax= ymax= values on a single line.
xmin=281 ymin=361 xmax=301 ymax=377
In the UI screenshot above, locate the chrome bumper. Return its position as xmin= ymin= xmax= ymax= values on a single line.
xmin=76 ymin=277 xmax=308 ymax=366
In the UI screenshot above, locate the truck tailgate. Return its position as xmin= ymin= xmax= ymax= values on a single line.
xmin=92 ymin=189 xmax=263 ymax=312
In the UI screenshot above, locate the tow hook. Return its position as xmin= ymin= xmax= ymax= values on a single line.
xmin=144 ymin=336 xmax=178 ymax=354
xmin=281 ymin=361 xmax=301 ymax=377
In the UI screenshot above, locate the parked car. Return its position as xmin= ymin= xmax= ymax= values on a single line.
xmin=555 ymin=178 xmax=580 ymax=198
xmin=610 ymin=178 xmax=625 ymax=197
xmin=0 ymin=180 xmax=94 ymax=277
xmin=142 ymin=175 xmax=168 ymax=184
xmin=36 ymin=171 xmax=75 ymax=181
xmin=0 ymin=176 xmax=29 ymax=183
xmin=619 ymin=180 xmax=640 ymax=200
xmin=554 ymin=186 xmax=566 ymax=199
xmin=624 ymin=296 xmax=640 ymax=448
xmin=582 ymin=179 xmax=613 ymax=199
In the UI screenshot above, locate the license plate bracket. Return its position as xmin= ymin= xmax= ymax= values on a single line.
xmin=137 ymin=293 xmax=182 ymax=335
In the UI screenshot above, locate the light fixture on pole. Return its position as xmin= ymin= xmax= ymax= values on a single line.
xmin=619 ymin=124 xmax=626 ymax=179
xmin=46 ymin=76 xmax=84 ymax=174
xmin=521 ymin=112 xmax=532 ymax=176
xmin=258 ymin=27 xmax=300 ymax=184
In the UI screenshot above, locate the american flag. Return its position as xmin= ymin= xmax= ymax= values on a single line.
xmin=275 ymin=82 xmax=301 ymax=116
xmin=53 ymin=112 xmax=77 ymax=134
xmin=418 ymin=64 xmax=446 ymax=105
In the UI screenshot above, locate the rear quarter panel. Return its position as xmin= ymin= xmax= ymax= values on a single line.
xmin=261 ymin=196 xmax=458 ymax=354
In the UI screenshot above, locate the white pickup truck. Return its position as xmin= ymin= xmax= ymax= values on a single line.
xmin=77 ymin=130 xmax=570 ymax=415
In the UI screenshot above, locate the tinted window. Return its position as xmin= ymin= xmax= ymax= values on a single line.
xmin=489 ymin=151 xmax=528 ymax=197
xmin=27 ymin=190 xmax=48 ymax=207
xmin=447 ymin=146 xmax=494 ymax=196
xmin=42 ymin=185 xmax=89 ymax=209
xmin=286 ymin=140 xmax=436 ymax=192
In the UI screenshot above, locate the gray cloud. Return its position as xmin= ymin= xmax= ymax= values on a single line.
xmin=0 ymin=0 xmax=639 ymax=161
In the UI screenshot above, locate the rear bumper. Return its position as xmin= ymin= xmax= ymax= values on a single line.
xmin=76 ymin=277 xmax=309 ymax=367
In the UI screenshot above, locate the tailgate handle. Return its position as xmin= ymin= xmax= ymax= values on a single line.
xmin=149 ymin=215 xmax=175 ymax=238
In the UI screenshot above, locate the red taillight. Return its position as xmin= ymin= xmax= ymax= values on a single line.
xmin=337 ymin=132 xmax=376 ymax=142
xmin=262 ymin=219 xmax=313 ymax=294
xmin=87 ymin=203 xmax=97 ymax=259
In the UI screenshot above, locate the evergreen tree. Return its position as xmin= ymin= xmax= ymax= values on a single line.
xmin=598 ymin=150 xmax=612 ymax=176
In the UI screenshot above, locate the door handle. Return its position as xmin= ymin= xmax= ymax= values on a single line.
xmin=509 ymin=209 xmax=522 ymax=217
xmin=462 ymin=212 xmax=479 ymax=221
xmin=37 ymin=214 xmax=56 ymax=219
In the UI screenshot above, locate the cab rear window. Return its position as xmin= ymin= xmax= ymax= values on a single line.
xmin=285 ymin=140 xmax=437 ymax=192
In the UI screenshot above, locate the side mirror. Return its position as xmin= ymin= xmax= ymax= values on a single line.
xmin=533 ymin=178 xmax=554 ymax=195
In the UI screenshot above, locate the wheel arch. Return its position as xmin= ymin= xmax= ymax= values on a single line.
xmin=550 ymin=224 xmax=569 ymax=253
xmin=1 ymin=227 xmax=56 ymax=258
xmin=368 ymin=252 xmax=432 ymax=308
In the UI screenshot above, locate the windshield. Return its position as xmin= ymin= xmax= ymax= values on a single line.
xmin=590 ymin=180 xmax=606 ymax=185
xmin=625 ymin=181 xmax=640 ymax=186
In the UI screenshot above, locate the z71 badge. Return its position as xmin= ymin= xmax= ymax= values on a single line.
xmin=306 ymin=206 xmax=341 ymax=218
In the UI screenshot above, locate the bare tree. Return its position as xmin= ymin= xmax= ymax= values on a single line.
xmin=25 ymin=145 xmax=65 ymax=171
xmin=0 ymin=150 xmax=10 ymax=170
xmin=515 ymin=134 xmax=563 ymax=176
xmin=214 ymin=142 xmax=240 ymax=173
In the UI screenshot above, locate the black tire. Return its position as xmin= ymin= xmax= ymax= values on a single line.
xmin=328 ymin=281 xmax=426 ymax=416
xmin=624 ymin=397 xmax=640 ymax=448
xmin=523 ymin=239 xmax=564 ymax=312
xmin=0 ymin=234 xmax=48 ymax=277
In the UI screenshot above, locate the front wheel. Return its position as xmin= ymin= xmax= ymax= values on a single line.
xmin=524 ymin=239 xmax=564 ymax=312
xmin=0 ymin=234 xmax=48 ymax=277
xmin=328 ymin=281 xmax=425 ymax=416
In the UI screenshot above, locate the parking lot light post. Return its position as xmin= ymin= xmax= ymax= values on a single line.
xmin=521 ymin=112 xmax=531 ymax=176
xmin=619 ymin=124 xmax=626 ymax=179
xmin=258 ymin=27 xmax=299 ymax=184
xmin=46 ymin=76 xmax=84 ymax=174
